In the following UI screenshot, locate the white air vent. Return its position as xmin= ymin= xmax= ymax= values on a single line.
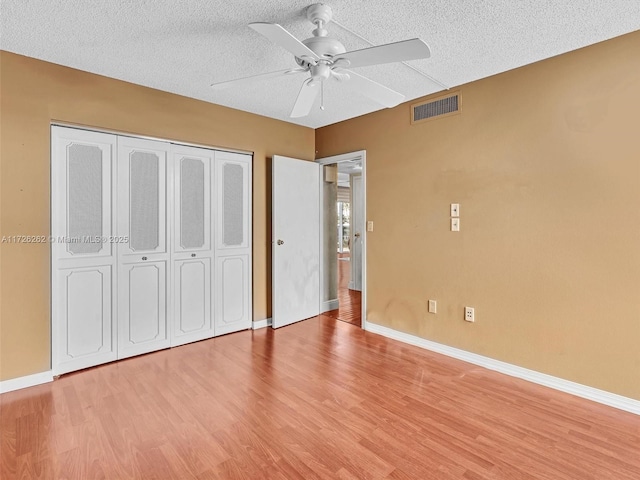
xmin=411 ymin=92 xmax=461 ymax=124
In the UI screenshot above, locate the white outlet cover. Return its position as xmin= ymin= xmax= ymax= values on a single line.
xmin=451 ymin=218 xmax=460 ymax=231
xmin=464 ymin=306 xmax=475 ymax=322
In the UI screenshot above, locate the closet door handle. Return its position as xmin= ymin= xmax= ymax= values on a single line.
xmin=277 ymin=239 xmax=284 ymax=245
xmin=142 ymin=256 xmax=148 ymax=261
xmin=191 ymin=253 xmax=196 ymax=257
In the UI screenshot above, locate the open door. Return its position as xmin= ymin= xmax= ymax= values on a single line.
xmin=272 ymin=155 xmax=320 ymax=328
xmin=350 ymin=174 xmax=364 ymax=291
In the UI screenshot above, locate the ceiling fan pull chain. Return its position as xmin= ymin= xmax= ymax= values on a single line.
xmin=321 ymin=81 xmax=325 ymax=110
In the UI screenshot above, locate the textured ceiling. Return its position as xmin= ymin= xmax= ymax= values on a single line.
xmin=2 ymin=1 xmax=639 ymax=128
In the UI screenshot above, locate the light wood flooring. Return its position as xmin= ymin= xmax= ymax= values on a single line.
xmin=324 ymin=254 xmax=362 ymax=326
xmin=1 ymin=317 xmax=639 ymax=479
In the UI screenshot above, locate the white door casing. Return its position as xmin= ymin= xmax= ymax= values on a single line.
xmin=316 ymin=151 xmax=367 ymax=328
xmin=272 ymin=155 xmax=320 ymax=329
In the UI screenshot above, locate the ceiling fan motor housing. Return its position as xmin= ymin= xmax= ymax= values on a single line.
xmin=296 ymin=4 xmax=345 ymax=65
xmin=300 ymin=36 xmax=346 ymax=60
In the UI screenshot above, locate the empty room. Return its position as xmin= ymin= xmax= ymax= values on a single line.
xmin=1 ymin=1 xmax=639 ymax=479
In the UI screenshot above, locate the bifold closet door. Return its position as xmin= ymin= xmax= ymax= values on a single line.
xmin=51 ymin=126 xmax=118 ymax=375
xmin=171 ymin=145 xmax=215 ymax=346
xmin=117 ymin=137 xmax=170 ymax=359
xmin=215 ymin=152 xmax=252 ymax=335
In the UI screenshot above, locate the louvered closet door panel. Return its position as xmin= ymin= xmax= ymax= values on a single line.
xmin=117 ymin=137 xmax=170 ymax=359
xmin=51 ymin=126 xmax=118 ymax=374
xmin=118 ymin=138 xmax=167 ymax=258
xmin=52 ymin=128 xmax=116 ymax=265
xmin=215 ymin=151 xmax=252 ymax=334
xmin=216 ymin=152 xmax=251 ymax=253
xmin=171 ymin=145 xmax=215 ymax=346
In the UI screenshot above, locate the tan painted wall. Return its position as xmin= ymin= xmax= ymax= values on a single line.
xmin=316 ymin=31 xmax=640 ymax=400
xmin=0 ymin=51 xmax=315 ymax=381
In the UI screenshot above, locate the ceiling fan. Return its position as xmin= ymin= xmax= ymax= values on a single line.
xmin=211 ymin=3 xmax=431 ymax=118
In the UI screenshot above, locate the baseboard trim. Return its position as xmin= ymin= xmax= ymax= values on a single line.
xmin=0 ymin=371 xmax=54 ymax=394
xmin=252 ymin=318 xmax=272 ymax=330
xmin=321 ymin=299 xmax=339 ymax=313
xmin=365 ymin=323 xmax=640 ymax=416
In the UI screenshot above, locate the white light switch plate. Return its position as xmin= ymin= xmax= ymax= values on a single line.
xmin=451 ymin=203 xmax=460 ymax=217
xmin=428 ymin=300 xmax=437 ymax=313
xmin=451 ymin=218 xmax=460 ymax=231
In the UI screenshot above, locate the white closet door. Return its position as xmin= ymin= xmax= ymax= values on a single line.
xmin=215 ymin=152 xmax=252 ymax=335
xmin=171 ymin=145 xmax=215 ymax=346
xmin=51 ymin=126 xmax=117 ymax=375
xmin=117 ymin=137 xmax=170 ymax=359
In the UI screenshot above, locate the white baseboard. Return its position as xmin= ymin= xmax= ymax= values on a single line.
xmin=252 ymin=317 xmax=272 ymax=330
xmin=321 ymin=299 xmax=339 ymax=313
xmin=365 ymin=323 xmax=640 ymax=416
xmin=0 ymin=370 xmax=54 ymax=394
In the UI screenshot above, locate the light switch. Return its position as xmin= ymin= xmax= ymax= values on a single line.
xmin=428 ymin=300 xmax=437 ymax=314
xmin=451 ymin=203 xmax=460 ymax=217
xmin=451 ymin=218 xmax=460 ymax=231
xmin=367 ymin=221 xmax=374 ymax=232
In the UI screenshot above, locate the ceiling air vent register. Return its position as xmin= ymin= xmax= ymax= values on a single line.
xmin=411 ymin=92 xmax=461 ymax=124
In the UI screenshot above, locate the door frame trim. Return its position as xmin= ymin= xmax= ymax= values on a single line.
xmin=317 ymin=150 xmax=367 ymax=328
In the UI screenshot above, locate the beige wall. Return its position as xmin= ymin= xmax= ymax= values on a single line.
xmin=0 ymin=51 xmax=315 ymax=381
xmin=316 ymin=31 xmax=640 ymax=400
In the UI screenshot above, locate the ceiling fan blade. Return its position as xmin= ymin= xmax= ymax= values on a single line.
xmin=249 ymin=22 xmax=319 ymax=62
xmin=342 ymin=70 xmax=405 ymax=108
xmin=290 ymin=80 xmax=321 ymax=118
xmin=335 ymin=38 xmax=430 ymax=69
xmin=211 ymin=68 xmax=306 ymax=90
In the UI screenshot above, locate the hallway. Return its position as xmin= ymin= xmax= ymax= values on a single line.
xmin=324 ymin=253 xmax=361 ymax=326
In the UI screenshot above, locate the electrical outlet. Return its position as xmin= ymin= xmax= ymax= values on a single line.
xmin=451 ymin=218 xmax=460 ymax=231
xmin=367 ymin=221 xmax=374 ymax=232
xmin=428 ymin=300 xmax=437 ymax=314
xmin=464 ymin=307 xmax=475 ymax=322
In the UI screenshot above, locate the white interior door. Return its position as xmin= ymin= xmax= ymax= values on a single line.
xmin=117 ymin=136 xmax=170 ymax=359
xmin=350 ymin=174 xmax=363 ymax=291
xmin=272 ymin=155 xmax=320 ymax=328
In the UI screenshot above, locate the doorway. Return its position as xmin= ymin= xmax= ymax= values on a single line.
xmin=318 ymin=151 xmax=366 ymax=328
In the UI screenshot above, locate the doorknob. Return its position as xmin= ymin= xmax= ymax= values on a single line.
xmin=277 ymin=239 xmax=284 ymax=245
xmin=354 ymin=232 xmax=361 ymax=239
